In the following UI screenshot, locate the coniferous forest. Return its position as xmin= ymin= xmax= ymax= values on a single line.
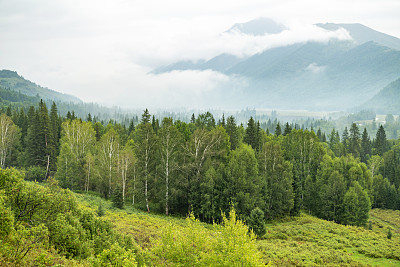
xmin=1 ymin=100 xmax=400 ymax=266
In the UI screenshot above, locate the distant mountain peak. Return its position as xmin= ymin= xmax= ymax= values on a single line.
xmin=316 ymin=23 xmax=400 ymax=50
xmin=226 ymin=17 xmax=288 ymax=36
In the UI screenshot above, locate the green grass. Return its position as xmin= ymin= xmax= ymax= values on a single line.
xmin=75 ymin=192 xmax=400 ymax=266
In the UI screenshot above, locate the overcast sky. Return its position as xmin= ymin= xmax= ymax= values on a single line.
xmin=1 ymin=0 xmax=399 ymax=109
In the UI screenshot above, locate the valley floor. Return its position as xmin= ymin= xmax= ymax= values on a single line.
xmin=77 ymin=193 xmax=400 ymax=266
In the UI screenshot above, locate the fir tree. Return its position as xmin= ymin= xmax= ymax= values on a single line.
xmin=275 ymin=123 xmax=282 ymax=136
xmin=283 ymin=122 xmax=292 ymax=136
xmin=360 ymin=128 xmax=371 ymax=163
xmin=244 ymin=117 xmax=257 ymax=149
xmin=374 ymin=125 xmax=388 ymax=156
xmin=349 ymin=123 xmax=361 ymax=158
xmin=342 ymin=127 xmax=349 ymax=154
xmin=226 ymin=116 xmax=239 ymax=150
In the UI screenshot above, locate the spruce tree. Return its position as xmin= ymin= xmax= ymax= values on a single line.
xmin=244 ymin=117 xmax=257 ymax=149
xmin=316 ymin=128 xmax=322 ymax=141
xmin=374 ymin=125 xmax=388 ymax=156
xmin=342 ymin=127 xmax=349 ymax=154
xmin=349 ymin=123 xmax=361 ymax=158
xmin=283 ymin=122 xmax=292 ymax=136
xmin=226 ymin=116 xmax=239 ymax=150
xmin=360 ymin=128 xmax=371 ymax=163
xmin=49 ymin=102 xmax=60 ymax=172
xmin=275 ymin=123 xmax=282 ymax=136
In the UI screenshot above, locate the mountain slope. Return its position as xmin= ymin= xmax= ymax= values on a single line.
xmin=152 ymin=19 xmax=400 ymax=111
xmin=222 ymin=41 xmax=400 ymax=110
xmin=0 ymin=69 xmax=81 ymax=103
xmin=361 ymin=78 xmax=400 ymax=114
xmin=316 ymin=23 xmax=400 ymax=50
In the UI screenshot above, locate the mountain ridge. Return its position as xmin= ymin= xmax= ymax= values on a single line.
xmin=152 ymin=19 xmax=400 ymax=111
xmin=0 ymin=69 xmax=81 ymax=103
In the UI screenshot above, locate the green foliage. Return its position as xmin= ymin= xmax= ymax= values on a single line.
xmin=259 ymin=140 xmax=294 ymax=219
xmin=0 ymin=168 xmax=136 ymax=265
xmin=342 ymin=181 xmax=371 ymax=226
xmin=150 ymin=208 xmax=263 ymax=266
xmin=24 ymin=165 xmax=47 ymax=182
xmin=225 ymin=143 xmax=262 ymax=216
xmin=0 ymin=192 xmax=14 ymax=238
xmin=247 ymin=207 xmax=266 ymax=238
xmin=92 ymin=243 xmax=137 ymax=267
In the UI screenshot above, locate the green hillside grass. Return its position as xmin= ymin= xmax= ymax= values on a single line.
xmin=76 ymin=193 xmax=400 ymax=266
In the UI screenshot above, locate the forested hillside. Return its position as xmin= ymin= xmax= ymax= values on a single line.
xmin=0 ymin=70 xmax=81 ymax=103
xmin=1 ymin=100 xmax=400 ymax=265
xmin=362 ymin=78 xmax=400 ymax=114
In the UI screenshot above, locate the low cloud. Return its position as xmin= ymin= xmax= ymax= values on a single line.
xmin=0 ymin=0 xmax=398 ymax=109
xmin=305 ymin=63 xmax=327 ymax=74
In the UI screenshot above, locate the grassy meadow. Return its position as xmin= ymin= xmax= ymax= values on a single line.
xmin=76 ymin=193 xmax=400 ymax=266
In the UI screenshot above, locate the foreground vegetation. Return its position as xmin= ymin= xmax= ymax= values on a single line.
xmin=2 ymin=97 xmax=400 ymax=266
xmin=1 ymin=167 xmax=400 ymax=266
xmin=82 ymin=192 xmax=400 ymax=266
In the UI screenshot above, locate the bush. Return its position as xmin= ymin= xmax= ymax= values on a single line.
xmin=150 ymin=208 xmax=263 ymax=266
xmin=92 ymin=243 xmax=137 ymax=267
xmin=25 ymin=166 xmax=47 ymax=182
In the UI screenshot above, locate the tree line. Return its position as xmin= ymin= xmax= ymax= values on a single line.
xmin=1 ymin=101 xmax=400 ymax=227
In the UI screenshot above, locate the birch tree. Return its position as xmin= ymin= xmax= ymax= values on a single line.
xmin=0 ymin=114 xmax=18 ymax=168
xmin=55 ymin=119 xmax=95 ymax=190
xmin=134 ymin=119 xmax=156 ymax=212
xmin=184 ymin=126 xmax=229 ymax=214
xmin=97 ymin=128 xmax=120 ymax=198
xmin=159 ymin=118 xmax=182 ymax=215
xmin=119 ymin=140 xmax=135 ymax=202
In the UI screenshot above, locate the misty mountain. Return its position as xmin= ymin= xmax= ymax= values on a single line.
xmin=0 ymin=70 xmax=81 ymax=103
xmin=225 ymin=17 xmax=288 ymax=35
xmin=153 ymin=54 xmax=244 ymax=74
xmin=316 ymin=23 xmax=400 ymax=50
xmin=153 ymin=19 xmax=400 ymax=111
xmin=360 ymin=78 xmax=400 ymax=114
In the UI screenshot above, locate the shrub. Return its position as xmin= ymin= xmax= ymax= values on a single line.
xmin=25 ymin=166 xmax=47 ymax=182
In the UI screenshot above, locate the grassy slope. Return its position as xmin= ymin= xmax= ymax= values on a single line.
xmin=76 ymin=193 xmax=400 ymax=266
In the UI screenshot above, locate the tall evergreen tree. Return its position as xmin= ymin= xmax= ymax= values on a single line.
xmin=342 ymin=127 xmax=349 ymax=154
xmin=244 ymin=117 xmax=257 ymax=150
xmin=360 ymin=128 xmax=371 ymax=163
xmin=374 ymin=125 xmax=388 ymax=156
xmin=316 ymin=128 xmax=322 ymax=141
xmin=283 ymin=122 xmax=292 ymax=136
xmin=226 ymin=116 xmax=239 ymax=150
xmin=349 ymin=123 xmax=361 ymax=158
xmin=49 ymin=102 xmax=60 ymax=172
xmin=134 ymin=109 xmax=157 ymax=212
xmin=141 ymin=108 xmax=151 ymax=124
xmin=275 ymin=123 xmax=282 ymax=136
